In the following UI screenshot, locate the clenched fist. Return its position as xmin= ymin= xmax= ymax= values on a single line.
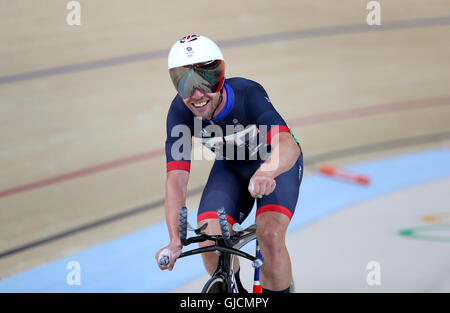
xmin=248 ymin=172 xmax=277 ymax=198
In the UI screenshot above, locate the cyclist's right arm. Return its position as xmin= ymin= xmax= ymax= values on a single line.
xmin=156 ymin=169 xmax=190 ymax=271
xmin=156 ymin=98 xmax=193 ymax=270
xmin=166 ymin=170 xmax=189 ymax=260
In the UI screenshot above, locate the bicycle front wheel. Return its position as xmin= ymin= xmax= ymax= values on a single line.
xmin=201 ymin=276 xmax=227 ymax=293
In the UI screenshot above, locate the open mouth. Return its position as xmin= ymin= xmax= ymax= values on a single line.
xmin=192 ymin=100 xmax=209 ymax=108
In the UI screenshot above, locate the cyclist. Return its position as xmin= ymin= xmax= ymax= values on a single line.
xmin=155 ymin=35 xmax=303 ymax=293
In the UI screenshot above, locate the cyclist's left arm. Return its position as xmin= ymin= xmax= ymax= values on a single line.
xmin=257 ymin=131 xmax=300 ymax=178
xmin=244 ymin=83 xmax=301 ymax=197
xmin=249 ymin=131 xmax=300 ymax=198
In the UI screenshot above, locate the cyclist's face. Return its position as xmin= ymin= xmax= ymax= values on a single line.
xmin=182 ymin=88 xmax=221 ymax=120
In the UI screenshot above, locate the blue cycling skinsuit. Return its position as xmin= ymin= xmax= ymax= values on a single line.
xmin=165 ymin=77 xmax=303 ymax=226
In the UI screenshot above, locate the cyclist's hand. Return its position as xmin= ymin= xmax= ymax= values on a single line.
xmin=156 ymin=242 xmax=182 ymax=271
xmin=248 ymin=172 xmax=276 ymax=198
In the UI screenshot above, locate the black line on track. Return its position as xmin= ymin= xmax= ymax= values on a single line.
xmin=1 ymin=16 xmax=450 ymax=85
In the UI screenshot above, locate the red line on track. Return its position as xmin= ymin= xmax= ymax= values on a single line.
xmin=0 ymin=96 xmax=448 ymax=199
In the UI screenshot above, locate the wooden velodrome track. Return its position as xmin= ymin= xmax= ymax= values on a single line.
xmin=1 ymin=0 xmax=449 ymax=283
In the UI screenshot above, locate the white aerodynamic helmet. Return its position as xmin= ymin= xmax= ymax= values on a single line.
xmin=168 ymin=35 xmax=224 ymax=69
xmin=168 ymin=35 xmax=225 ymax=98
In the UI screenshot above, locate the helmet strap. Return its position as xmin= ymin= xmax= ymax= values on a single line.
xmin=209 ymin=87 xmax=224 ymax=121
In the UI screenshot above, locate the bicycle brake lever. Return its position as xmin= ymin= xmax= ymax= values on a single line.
xmin=194 ymin=222 xmax=208 ymax=235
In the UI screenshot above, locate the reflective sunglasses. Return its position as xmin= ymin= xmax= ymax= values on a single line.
xmin=169 ymin=60 xmax=225 ymax=99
